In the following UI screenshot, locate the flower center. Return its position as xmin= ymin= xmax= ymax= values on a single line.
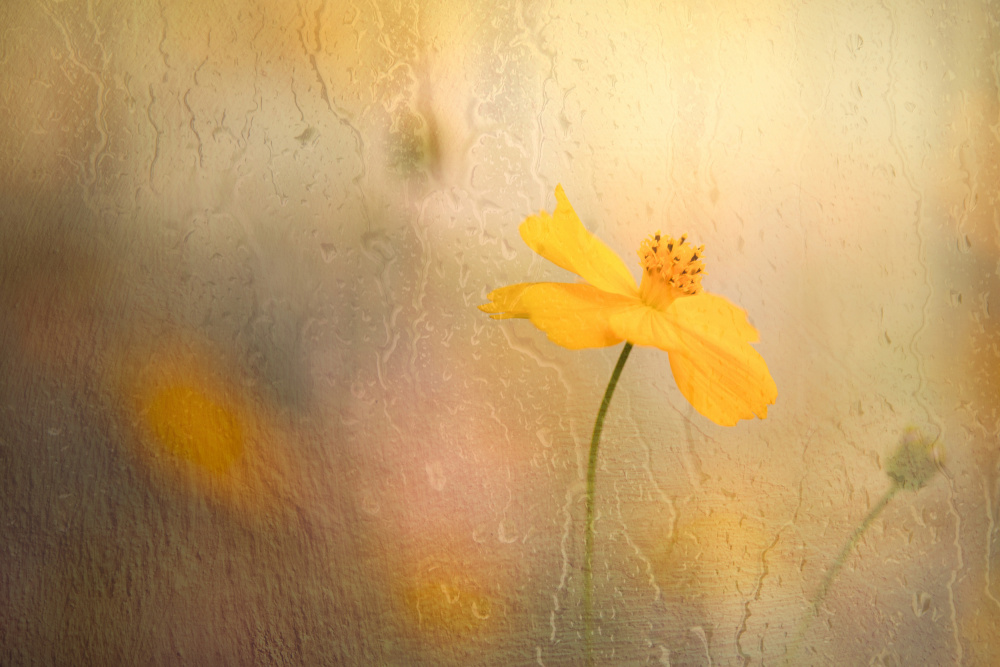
xmin=637 ymin=232 xmax=705 ymax=309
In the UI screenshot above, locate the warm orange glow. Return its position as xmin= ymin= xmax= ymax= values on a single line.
xmin=399 ymin=562 xmax=495 ymax=640
xmin=651 ymin=509 xmax=774 ymax=601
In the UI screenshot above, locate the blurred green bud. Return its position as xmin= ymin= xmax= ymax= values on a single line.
xmin=885 ymin=427 xmax=943 ymax=492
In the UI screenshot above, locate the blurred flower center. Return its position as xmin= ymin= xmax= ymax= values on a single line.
xmin=638 ymin=232 xmax=705 ymax=309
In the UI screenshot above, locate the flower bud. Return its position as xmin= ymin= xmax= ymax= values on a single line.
xmin=885 ymin=427 xmax=943 ymax=492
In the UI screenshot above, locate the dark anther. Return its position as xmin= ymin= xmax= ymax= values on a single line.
xmin=666 ymin=243 xmax=673 ymax=251
xmin=655 ymin=233 xmax=660 ymax=241
xmin=691 ymin=253 xmax=698 ymax=261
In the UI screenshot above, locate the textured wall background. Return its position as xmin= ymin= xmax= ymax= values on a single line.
xmin=1 ymin=0 xmax=998 ymax=664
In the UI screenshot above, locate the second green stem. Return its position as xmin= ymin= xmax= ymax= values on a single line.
xmin=786 ymin=482 xmax=901 ymax=665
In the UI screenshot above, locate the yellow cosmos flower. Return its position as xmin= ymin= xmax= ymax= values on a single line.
xmin=479 ymin=185 xmax=777 ymax=426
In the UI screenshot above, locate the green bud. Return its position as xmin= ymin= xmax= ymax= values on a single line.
xmin=885 ymin=427 xmax=943 ymax=492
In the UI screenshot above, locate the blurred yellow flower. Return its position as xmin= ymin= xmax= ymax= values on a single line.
xmin=480 ymin=185 xmax=777 ymax=426
xmin=400 ymin=563 xmax=494 ymax=640
xmin=120 ymin=335 xmax=297 ymax=520
xmin=143 ymin=382 xmax=244 ymax=473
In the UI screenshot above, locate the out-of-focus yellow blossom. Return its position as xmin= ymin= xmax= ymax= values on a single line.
xmin=401 ymin=569 xmax=493 ymax=639
xmin=392 ymin=554 xmax=506 ymax=650
xmin=479 ymin=185 xmax=777 ymax=426
xmin=651 ymin=508 xmax=775 ymax=602
xmin=143 ymin=382 xmax=244 ymax=473
xmin=121 ymin=336 xmax=296 ymax=519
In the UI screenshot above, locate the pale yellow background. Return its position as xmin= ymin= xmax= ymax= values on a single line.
xmin=1 ymin=0 xmax=997 ymax=664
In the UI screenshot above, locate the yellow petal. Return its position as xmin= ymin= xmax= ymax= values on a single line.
xmin=608 ymin=293 xmax=775 ymax=425
xmin=479 ymin=282 xmax=636 ymax=349
xmin=606 ymin=303 xmax=686 ymax=352
xmin=665 ymin=294 xmax=777 ymax=426
xmin=519 ymin=185 xmax=638 ymax=297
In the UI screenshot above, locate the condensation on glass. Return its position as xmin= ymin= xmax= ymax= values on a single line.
xmin=1 ymin=1 xmax=997 ymax=664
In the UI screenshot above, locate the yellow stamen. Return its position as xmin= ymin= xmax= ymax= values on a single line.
xmin=637 ymin=231 xmax=705 ymax=309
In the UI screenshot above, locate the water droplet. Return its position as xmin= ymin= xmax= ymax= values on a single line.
xmin=912 ymin=591 xmax=932 ymax=617
xmin=470 ymin=601 xmax=491 ymax=620
xmin=295 ymin=126 xmax=317 ymax=145
xmin=426 ymin=461 xmax=447 ymax=491
xmin=320 ymin=243 xmax=338 ymax=263
xmin=361 ymin=491 xmax=381 ymax=516
xmin=498 ymin=521 xmax=518 ymax=544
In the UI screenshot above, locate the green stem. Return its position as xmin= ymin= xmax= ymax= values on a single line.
xmin=584 ymin=341 xmax=633 ymax=664
xmin=811 ymin=484 xmax=900 ymax=614
xmin=787 ymin=483 xmax=900 ymax=664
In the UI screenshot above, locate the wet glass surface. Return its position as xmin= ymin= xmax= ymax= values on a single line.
xmin=1 ymin=1 xmax=998 ymax=664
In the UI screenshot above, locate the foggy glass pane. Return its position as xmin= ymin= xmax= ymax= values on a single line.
xmin=1 ymin=1 xmax=997 ymax=664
